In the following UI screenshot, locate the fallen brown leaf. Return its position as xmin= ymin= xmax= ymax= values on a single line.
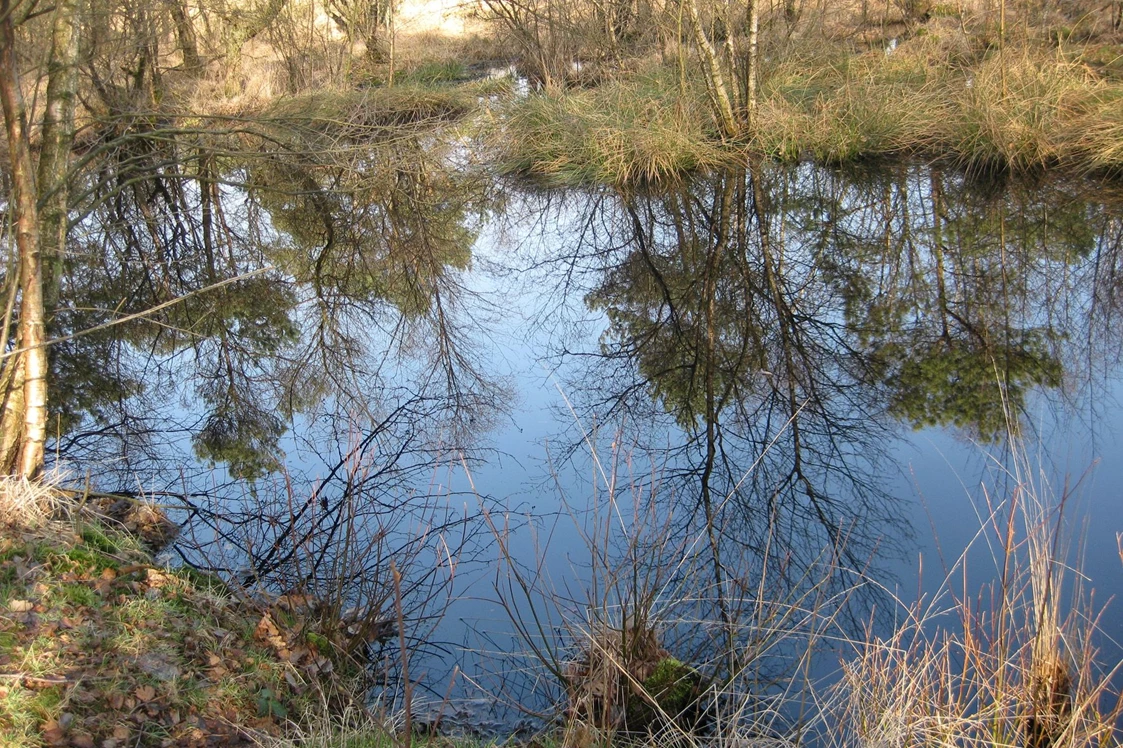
xmin=69 ymin=733 xmax=95 ymax=748
xmin=42 ymin=720 xmax=66 ymax=746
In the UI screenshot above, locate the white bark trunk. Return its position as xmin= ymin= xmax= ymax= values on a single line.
xmin=38 ymin=0 xmax=83 ymax=315
xmin=685 ymin=0 xmax=738 ymax=139
xmin=0 ymin=0 xmax=48 ymax=477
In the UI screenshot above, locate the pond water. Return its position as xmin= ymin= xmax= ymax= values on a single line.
xmin=47 ymin=130 xmax=1123 ymax=737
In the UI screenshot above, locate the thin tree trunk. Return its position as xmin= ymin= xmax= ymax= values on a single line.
xmin=684 ymin=0 xmax=738 ymax=139
xmin=0 ymin=0 xmax=47 ymax=477
xmin=387 ymin=0 xmax=395 ymax=86
xmin=37 ymin=0 xmax=83 ymax=317
xmin=746 ymin=0 xmax=759 ymax=126
xmin=0 ymin=357 xmax=24 ymax=472
xmin=167 ymin=0 xmax=203 ymax=75
xmin=224 ymin=0 xmax=288 ymax=94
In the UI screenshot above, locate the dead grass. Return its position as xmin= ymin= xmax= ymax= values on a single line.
xmin=754 ymin=40 xmax=952 ymax=162
xmin=827 ymin=443 xmax=1122 ymax=748
xmin=1075 ymin=88 xmax=1123 ymax=173
xmin=0 ymin=478 xmax=62 ymax=530
xmin=946 ymin=51 xmax=1106 ymax=171
xmin=751 ymin=36 xmax=1123 ymax=172
xmin=500 ymin=31 xmax=1123 ymax=181
xmin=499 ymin=72 xmax=742 ymax=186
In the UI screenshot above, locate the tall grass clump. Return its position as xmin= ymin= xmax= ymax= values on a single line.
xmin=754 ymin=39 xmax=951 ymax=162
xmin=828 ymin=442 xmax=1122 ymax=748
xmin=500 ymin=73 xmax=739 ymax=186
xmin=1076 ymin=88 xmax=1123 ymax=174
xmin=0 ymin=476 xmax=60 ymax=528
xmin=947 ymin=52 xmax=1104 ymax=171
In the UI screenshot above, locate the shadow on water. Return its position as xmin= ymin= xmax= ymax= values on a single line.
xmin=27 ymin=105 xmax=1123 ymax=735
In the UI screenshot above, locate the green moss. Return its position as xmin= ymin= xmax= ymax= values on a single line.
xmin=56 ymin=582 xmax=98 ymax=608
xmin=173 ymin=566 xmax=231 ymax=596
xmin=78 ymin=525 xmax=122 ymax=556
xmin=306 ymin=631 xmax=331 ymax=654
xmin=624 ymin=657 xmax=703 ymax=732
xmin=61 ymin=547 xmax=118 ymax=574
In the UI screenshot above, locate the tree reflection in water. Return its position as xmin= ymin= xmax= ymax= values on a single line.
xmin=28 ymin=116 xmax=1123 ymax=721
xmin=508 ymin=161 xmax=1123 ymax=704
xmin=28 ymin=113 xmax=505 ymax=696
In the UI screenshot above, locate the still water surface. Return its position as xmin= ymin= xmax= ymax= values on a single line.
xmin=52 ymin=145 xmax=1123 ymax=732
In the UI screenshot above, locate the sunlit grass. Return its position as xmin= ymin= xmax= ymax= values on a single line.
xmin=754 ymin=38 xmax=951 ymax=162
xmin=501 ymin=36 xmax=1123 ymax=179
xmin=0 ymin=478 xmax=59 ymax=529
xmin=499 ymin=71 xmax=741 ymax=186
xmin=1076 ymin=88 xmax=1123 ymax=173
xmin=946 ymin=51 xmax=1104 ymax=171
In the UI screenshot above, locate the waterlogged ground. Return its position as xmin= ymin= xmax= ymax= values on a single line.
xmin=50 ymin=147 xmax=1123 ymax=732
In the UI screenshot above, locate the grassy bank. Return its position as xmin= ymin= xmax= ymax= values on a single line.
xmin=754 ymin=34 xmax=1123 ymax=171
xmin=497 ymin=70 xmax=741 ymax=186
xmin=495 ymin=31 xmax=1123 ymax=184
xmin=0 ymin=480 xmax=371 ymax=747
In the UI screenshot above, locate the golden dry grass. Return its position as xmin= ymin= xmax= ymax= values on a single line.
xmin=828 ymin=446 xmax=1121 ymax=748
xmin=945 ymin=51 xmax=1106 ymax=170
xmin=0 ymin=478 xmax=60 ymax=529
xmin=499 ymin=74 xmax=741 ymax=186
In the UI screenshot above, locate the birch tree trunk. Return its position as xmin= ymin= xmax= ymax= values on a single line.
xmin=684 ymin=0 xmax=738 ymax=139
xmin=38 ymin=0 xmax=83 ymax=317
xmin=0 ymin=0 xmax=48 ymax=477
xmin=746 ymin=0 xmax=759 ymax=126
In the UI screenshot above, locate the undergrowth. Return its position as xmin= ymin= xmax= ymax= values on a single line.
xmin=0 ymin=479 xmax=370 ymax=747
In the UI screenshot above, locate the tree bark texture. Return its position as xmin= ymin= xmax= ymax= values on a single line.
xmin=0 ymin=0 xmax=47 ymax=477
xmin=37 ymin=0 xmax=83 ymax=316
xmin=684 ymin=0 xmax=738 ymax=139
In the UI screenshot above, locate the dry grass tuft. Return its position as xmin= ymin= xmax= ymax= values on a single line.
xmin=1075 ymin=89 xmax=1123 ymax=173
xmin=754 ymin=38 xmax=953 ymax=162
xmin=0 ymin=477 xmax=62 ymax=530
xmin=747 ymin=38 xmax=1123 ymax=173
xmin=946 ymin=51 xmax=1104 ymax=171
xmin=829 ymin=444 xmax=1121 ymax=748
xmin=500 ymin=73 xmax=741 ymax=186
